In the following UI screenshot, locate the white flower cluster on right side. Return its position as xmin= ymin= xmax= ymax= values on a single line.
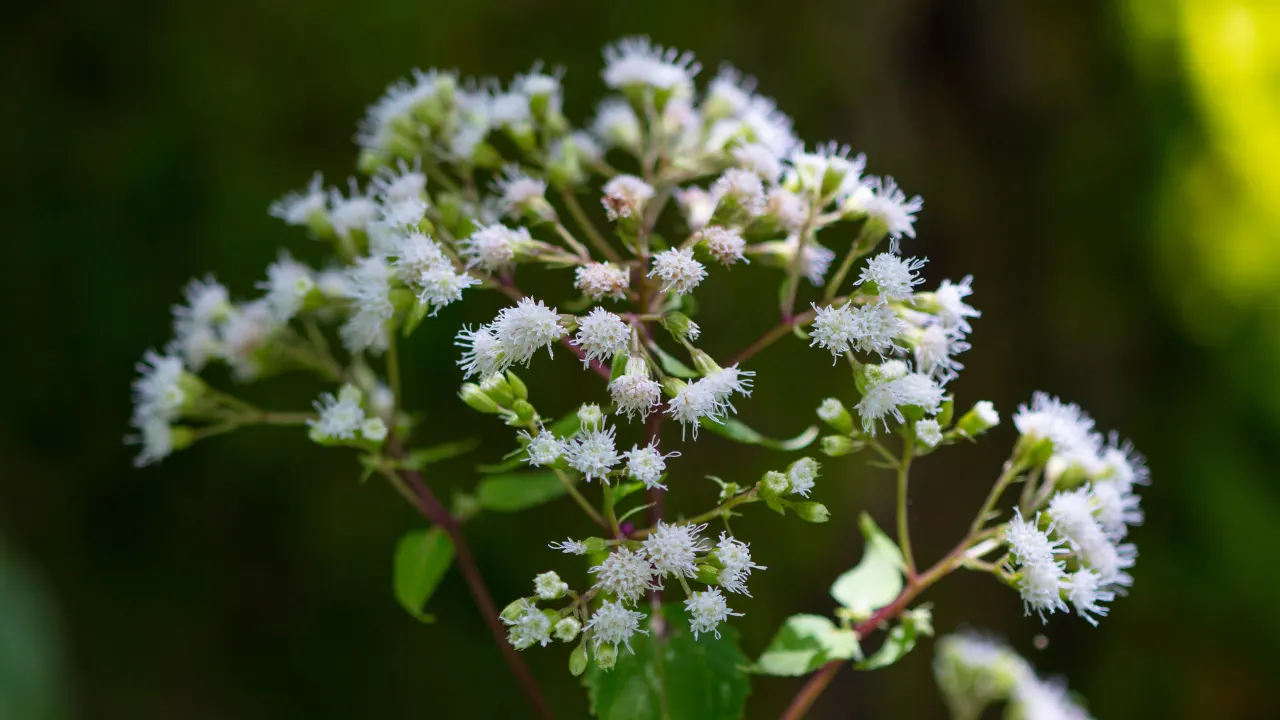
xmin=934 ymin=633 xmax=1094 ymax=720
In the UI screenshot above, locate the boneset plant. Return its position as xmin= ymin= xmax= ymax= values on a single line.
xmin=128 ymin=38 xmax=1146 ymax=719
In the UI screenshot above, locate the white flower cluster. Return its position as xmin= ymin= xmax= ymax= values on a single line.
xmin=307 ymin=385 xmax=387 ymax=444
xmin=934 ymin=633 xmax=1093 ymax=720
xmin=1003 ymin=394 xmax=1147 ymax=625
xmin=665 ymin=364 xmax=755 ymax=438
xmin=457 ymin=298 xmax=567 ymax=378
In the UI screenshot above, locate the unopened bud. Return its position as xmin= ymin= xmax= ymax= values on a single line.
xmin=459 ymin=383 xmax=502 ymax=414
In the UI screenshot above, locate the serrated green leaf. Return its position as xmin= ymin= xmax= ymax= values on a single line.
xmin=698 ymin=416 xmax=819 ymax=452
xmin=855 ymin=608 xmax=931 ymax=671
xmin=830 ymin=513 xmax=906 ymax=615
xmin=584 ymin=604 xmax=750 ymax=720
xmin=401 ymin=438 xmax=479 ymax=470
xmin=650 ymin=344 xmax=700 ymax=378
xmin=752 ymin=614 xmax=861 ymax=676
xmin=476 ymin=471 xmax=568 ymax=512
xmin=393 ymin=528 xmax=453 ymax=623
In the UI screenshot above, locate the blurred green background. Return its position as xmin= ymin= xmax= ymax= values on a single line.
xmin=3 ymin=0 xmax=1279 ymax=717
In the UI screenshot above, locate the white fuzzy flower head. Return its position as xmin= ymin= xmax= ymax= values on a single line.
xmin=649 ymin=248 xmax=707 ymax=296
xmin=642 ymin=522 xmax=707 ymax=579
xmin=390 ymin=232 xmax=447 ymax=283
xmin=895 ymin=372 xmax=945 ymax=414
xmin=586 ymin=600 xmax=648 ymax=653
xmin=800 ymin=241 xmax=836 ymax=285
xmin=572 ymin=308 xmax=629 ymax=367
xmin=1016 ymin=554 xmax=1069 ymax=622
xmin=700 ymin=226 xmax=748 ymax=266
xmin=791 ymin=144 xmax=866 ymax=197
xmin=932 ymin=276 xmax=981 ymax=334
xmin=1005 ymin=509 xmax=1067 ymax=566
xmin=665 ymin=379 xmax=722 ymax=439
xmin=128 ymin=416 xmax=174 ymax=468
xmin=711 ymin=168 xmax=767 ymax=217
xmin=549 ymin=538 xmax=589 ymax=555
xmin=170 ymin=276 xmax=231 ymax=371
xmin=340 ymin=256 xmax=394 ymax=354
xmin=534 ymin=571 xmax=569 ymax=601
xmin=270 ymin=173 xmax=328 ymax=227
xmin=676 ymin=187 xmax=716 ymax=231
xmin=602 ymin=175 xmax=655 ymax=221
xmin=913 ymin=324 xmax=969 ymax=382
xmin=787 ymin=457 xmax=821 ymax=497
xmin=329 ymin=184 xmax=380 ymax=240
xmin=684 ymin=588 xmax=741 ymax=640
xmin=417 ymin=264 xmax=478 ymax=315
xmin=817 ymin=398 xmax=848 ymax=425
xmin=624 ymin=441 xmax=679 ymax=489
xmin=461 ymin=224 xmax=529 ymax=272
xmin=857 ymin=253 xmax=926 ymax=302
xmin=915 ymin=419 xmax=943 ymax=447
xmin=578 ymin=403 xmax=605 ymax=430
xmin=219 ymin=300 xmax=280 ymax=379
xmin=309 ymin=386 xmax=365 ymax=440
xmin=494 ymin=166 xmax=549 ymax=219
xmin=702 ymin=364 xmax=755 ymax=410
xmin=591 ymin=548 xmax=659 ymax=605
xmin=1066 ymin=568 xmax=1114 ymax=626
xmin=855 ymin=379 xmax=905 ymax=435
xmin=1014 ymin=393 xmax=1101 ymax=460
xmin=492 ymin=298 xmax=568 ymax=369
xmin=1100 ymin=440 xmax=1150 ymax=493
xmin=259 ymin=253 xmax=315 ymax=323
xmin=715 ymin=533 xmax=766 ymax=596
xmin=766 ymin=188 xmax=809 ymax=233
xmin=592 ymin=99 xmax=642 ymax=152
xmin=505 ymin=600 xmax=552 ymax=650
xmin=846 ymin=176 xmax=923 ymax=240
xmin=132 ymin=350 xmax=187 ymax=422
xmin=455 ymin=325 xmax=503 ymax=379
xmin=575 ymin=262 xmax=631 ymax=301
xmin=974 ymin=401 xmax=1000 ymax=427
xmin=1090 ymin=480 xmax=1142 ymax=539
xmin=522 ymin=429 xmax=565 ymax=467
xmin=567 ymin=424 xmax=620 ymax=482
xmin=809 ymin=303 xmax=906 ymax=361
xmin=373 ymin=161 xmax=426 ymax=206
xmin=733 ymin=143 xmax=785 ymax=184
xmin=602 ymin=37 xmax=699 ymax=96
xmin=1012 ymin=677 xmax=1093 ymax=720
xmin=610 ymin=357 xmax=662 ymax=421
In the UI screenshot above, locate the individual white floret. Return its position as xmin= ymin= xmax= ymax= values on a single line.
xmin=602 ymin=174 xmax=655 ymax=221
xmin=586 ymin=600 xmax=648 ymax=653
xmin=270 ymin=172 xmax=328 ymax=227
xmin=843 ymin=176 xmax=923 ymax=240
xmin=913 ymin=324 xmax=969 ymax=382
xmin=642 ymin=522 xmax=707 ymax=579
xmin=1016 ymin=554 xmax=1070 ymax=622
xmin=700 ymin=226 xmax=748 ymax=266
xmin=1090 ymin=480 xmax=1142 ymax=539
xmin=714 ymin=533 xmax=766 ymax=596
xmin=417 ymin=263 xmax=478 ymax=315
xmin=455 ymin=325 xmax=503 ymax=379
xmin=360 ymin=417 xmax=388 ymax=443
xmin=309 ymin=387 xmax=365 ymax=440
xmin=915 ymin=419 xmax=944 ymax=447
xmin=665 ymin=379 xmax=724 ymax=439
xmin=610 ymin=357 xmax=663 ymax=421
xmin=534 ymin=570 xmax=569 ymax=601
xmin=1005 ymin=509 xmax=1068 ymax=566
xmin=624 ymin=441 xmax=679 ymax=490
xmin=817 ymin=398 xmax=847 ymax=425
xmin=219 ymin=300 xmax=280 ymax=380
xmin=800 ymin=241 xmax=836 ymax=285
xmin=732 ymin=143 xmax=785 ymax=184
xmin=765 ymin=188 xmax=809 ymax=233
xmin=1066 ymin=568 xmax=1114 ymax=626
xmin=490 ymin=92 xmax=532 ymax=130
xmin=602 ymin=37 xmax=699 ymax=96
xmin=591 ymin=547 xmax=659 ymax=605
xmin=704 ymin=66 xmax=754 ymax=118
xmin=328 ymin=182 xmax=380 ymax=240
xmin=554 ymin=617 xmax=581 ymax=643
xmin=575 ymin=262 xmax=631 ymax=301
xmin=356 ymin=68 xmax=450 ymax=152
xmin=684 ymin=588 xmax=741 ymax=640
xmin=372 ymin=160 xmax=427 ymax=206
xmin=711 ymin=168 xmax=767 ymax=217
xmin=1013 ymin=392 xmax=1103 ymax=460
xmin=855 ymin=379 xmax=904 ymax=434
xmin=504 ymin=600 xmax=552 ymax=650
xmin=572 ymin=308 xmax=629 ymax=367
xmin=491 ymin=298 xmax=568 ymax=368
xmin=132 ymin=350 xmax=187 ymax=422
xmin=340 ymin=255 xmax=395 ymax=354
xmin=578 ymin=403 xmax=604 ymax=430
xmin=493 ymin=166 xmax=549 ymax=218
xmin=787 ymin=457 xmax=820 ymax=497
xmin=389 ymin=231 xmax=447 ymax=283
xmin=521 ymin=428 xmax=566 ymax=467
xmin=702 ymin=364 xmax=755 ymax=411
xmin=1100 ymin=439 xmax=1150 ymax=493
xmin=933 ymin=276 xmax=981 ymax=334
xmin=460 ymin=224 xmax=530 ymax=272
xmin=128 ymin=415 xmax=174 ymax=467
xmin=789 ymin=144 xmax=866 ymax=197
xmin=809 ymin=303 xmax=906 ymax=361
xmin=549 ymin=538 xmax=589 ymax=555
xmin=857 ymin=253 xmax=926 ymax=302
xmin=567 ymin=424 xmax=620 ymax=482
xmin=894 ymin=372 xmax=945 ymax=414
xmin=649 ymin=248 xmax=706 ymax=295
xmin=676 ymin=187 xmax=716 ymax=231
xmin=592 ymin=99 xmax=642 ymax=152
xmin=170 ymin=276 xmax=231 ymax=371
xmin=259 ymin=252 xmax=315 ymax=323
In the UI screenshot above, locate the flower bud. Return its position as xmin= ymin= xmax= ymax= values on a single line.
xmin=459 ymin=383 xmax=502 ymax=414
xmin=360 ymin=417 xmax=388 ymax=443
xmin=760 ymin=470 xmax=791 ymax=498
xmin=505 ymin=370 xmax=529 ymax=401
xmin=661 ymin=312 xmax=700 ymax=343
xmin=816 ymin=398 xmax=854 ymax=435
xmin=577 ymin=403 xmax=604 ymax=430
xmin=821 ymin=435 xmax=860 ymax=457
xmin=690 ymin=349 xmax=721 ymax=377
xmin=480 ymin=373 xmax=515 ymax=406
xmin=534 ymin=570 xmax=569 ymax=600
xmin=790 ymin=501 xmax=831 ymax=524
xmin=594 ymin=644 xmax=618 ymax=670
xmin=512 ymin=399 xmax=537 ymax=425
xmin=554 ymin=617 xmax=581 ymax=643
xmin=955 ymin=401 xmax=1000 ymax=438
xmin=569 ymin=643 xmax=589 ymax=676
xmin=501 ymin=598 xmax=531 ymax=623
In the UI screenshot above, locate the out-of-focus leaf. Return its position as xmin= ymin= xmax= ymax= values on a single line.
xmin=699 ymin=416 xmax=819 ymax=451
xmin=650 ymin=344 xmax=700 ymax=378
xmin=393 ymin=528 xmax=453 ymax=623
xmin=401 ymin=438 xmax=479 ymax=470
xmin=584 ymin=604 xmax=750 ymax=720
xmin=752 ymin=614 xmax=860 ymax=676
xmin=476 ymin=471 xmax=568 ymax=512
xmin=0 ymin=549 xmax=69 ymax=720
xmin=830 ymin=513 xmax=905 ymax=615
xmin=855 ymin=607 xmax=933 ymax=671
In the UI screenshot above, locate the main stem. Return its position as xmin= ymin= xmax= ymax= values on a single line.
xmin=388 ymin=440 xmax=552 ymax=719
xmin=897 ymin=436 xmax=917 ymax=578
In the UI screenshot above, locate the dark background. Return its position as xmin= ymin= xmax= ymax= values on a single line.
xmin=4 ymin=0 xmax=1279 ymax=717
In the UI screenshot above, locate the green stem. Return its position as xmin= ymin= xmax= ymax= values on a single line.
xmin=628 ymin=488 xmax=759 ymax=539
xmin=896 ymin=435 xmax=917 ymax=578
xmin=386 ymin=332 xmax=402 ymax=411
xmin=554 ymin=469 xmax=608 ymax=529
xmin=560 ymin=188 xmax=620 ymax=263
xmin=970 ymin=457 xmax=1024 ymax=537
xmin=823 ymin=244 xmax=862 ymax=301
xmin=603 ymin=483 xmax=621 ymax=537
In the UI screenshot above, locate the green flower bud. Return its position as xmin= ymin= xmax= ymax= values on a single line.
xmin=480 ymin=373 xmax=515 ymax=406
xmin=594 ymin=644 xmax=618 ymax=671
xmin=500 ymin=598 xmax=530 ymax=623
xmin=569 ymin=644 xmax=589 ymax=676
xmin=360 ymin=417 xmax=388 ymax=443
xmin=505 ymin=371 xmax=529 ymax=401
xmin=821 ymin=435 xmax=860 ymax=457
xmin=554 ymin=617 xmax=581 ymax=643
xmin=690 ymin=349 xmax=721 ymax=377
xmin=660 ymin=311 xmax=700 ymax=343
xmin=759 ymin=470 xmax=791 ymax=499
xmin=816 ymin=397 xmax=854 ymax=435
xmin=512 ymin=399 xmax=537 ymax=425
xmin=955 ymin=401 xmax=1000 ymax=438
xmin=459 ymin=384 xmax=502 ymax=414
xmin=790 ymin=501 xmax=831 ymax=524
xmin=577 ymin=403 xmax=603 ymax=430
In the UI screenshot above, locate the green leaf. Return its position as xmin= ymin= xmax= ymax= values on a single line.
xmin=548 ymin=409 xmax=583 ymax=437
xmin=476 ymin=456 xmax=526 ymax=474
xmin=829 ymin=513 xmax=906 ymax=616
xmin=752 ymin=614 xmax=861 ymax=676
xmin=393 ymin=528 xmax=454 ymax=623
xmin=476 ymin=471 xmax=568 ymax=512
xmin=0 ymin=548 xmax=70 ymax=720
xmin=584 ymin=604 xmax=750 ymax=720
xmin=401 ymin=438 xmax=479 ymax=470
xmin=650 ymin=344 xmax=700 ymax=378
xmin=610 ymin=351 xmax=629 ymax=381
xmin=612 ymin=481 xmax=647 ymax=503
xmin=698 ymin=416 xmax=820 ymax=451
xmin=855 ymin=608 xmax=932 ymax=671
xmin=402 ymin=299 xmax=430 ymax=337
